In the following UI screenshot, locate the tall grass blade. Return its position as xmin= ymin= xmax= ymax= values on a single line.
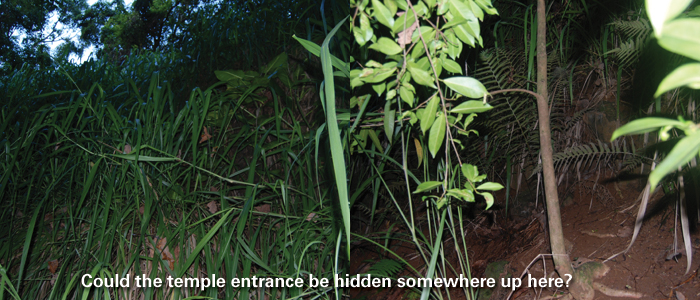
xmin=319 ymin=17 xmax=351 ymax=259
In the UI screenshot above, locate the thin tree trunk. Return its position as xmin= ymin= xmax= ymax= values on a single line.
xmin=535 ymin=0 xmax=584 ymax=298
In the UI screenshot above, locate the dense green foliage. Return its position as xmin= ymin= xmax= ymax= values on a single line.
xmin=3 ymin=0 xmax=700 ymax=299
xmin=1 ymin=0 xmax=351 ymax=299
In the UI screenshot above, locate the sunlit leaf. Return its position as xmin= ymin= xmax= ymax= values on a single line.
xmin=649 ymin=131 xmax=700 ymax=192
xmin=452 ymin=24 xmax=476 ymax=47
xmin=372 ymin=0 xmax=395 ymax=29
xmin=399 ymin=86 xmax=415 ymax=106
xmin=610 ymin=117 xmax=684 ymax=141
xmin=461 ymin=164 xmax=478 ymax=181
xmin=476 ymin=182 xmax=504 ymax=191
xmin=420 ymin=95 xmax=440 ymax=133
xmin=428 ymin=112 xmax=446 ymax=158
xmin=475 ymin=0 xmax=498 ymax=15
xmin=369 ymin=37 xmax=403 ymax=55
xmin=480 ymin=192 xmax=494 ymax=210
xmin=408 ymin=64 xmax=436 ymax=89
xmin=446 ymin=188 xmax=474 ymax=202
xmin=657 ymin=19 xmax=700 ymax=62
xmin=655 ymin=63 xmax=700 ymax=97
xmin=373 ymin=82 xmax=386 ymax=96
xmin=414 ymin=181 xmax=443 ymax=193
xmin=646 ymin=0 xmax=693 ymax=36
xmin=443 ymin=76 xmax=488 ymax=98
xmin=441 ymin=56 xmax=463 ymax=74
xmin=450 ymin=100 xmax=492 ymax=114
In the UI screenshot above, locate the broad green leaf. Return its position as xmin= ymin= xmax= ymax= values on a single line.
xmin=446 ymin=188 xmax=474 ymax=202
xmin=449 ymin=0 xmax=479 ymax=36
xmin=408 ymin=111 xmax=418 ymax=125
xmin=414 ymin=181 xmax=443 ymax=193
xmin=395 ymin=0 xmax=408 ymax=10
xmin=373 ymin=0 xmax=395 ymax=29
xmin=441 ymin=56 xmax=463 ymax=74
xmin=444 ymin=31 xmax=462 ymax=60
xmin=403 ymin=81 xmax=416 ymax=93
xmin=411 ymin=40 xmax=426 ymax=59
xmin=412 ymin=26 xmax=436 ymax=44
xmin=392 ymin=9 xmax=416 ymax=33
xmin=384 ymin=101 xmax=395 ymax=143
xmin=450 ymin=100 xmax=492 ymax=114
xmin=442 ymin=17 xmax=468 ymax=30
xmin=353 ymin=26 xmax=369 ymax=46
xmin=416 ymin=56 xmax=431 ymax=70
xmin=449 ymin=0 xmax=477 ymax=23
xmin=360 ymin=67 xmax=397 ymax=83
xmin=369 ymin=37 xmax=403 ymax=55
xmin=649 ymin=131 xmax=700 ymax=192
xmin=429 ymin=112 xmax=446 ymax=158
xmin=476 ymin=182 xmax=504 ymax=191
xmin=655 ymin=63 xmax=700 ymax=97
xmin=437 ymin=0 xmax=449 ymax=15
xmin=646 ymin=0 xmax=693 ymax=36
xmin=400 ymin=71 xmax=412 ymax=85
xmin=434 ymin=57 xmax=443 ymax=78
xmin=420 ymin=95 xmax=440 ymax=133
xmin=475 ymin=0 xmax=498 ymax=15
xmin=385 ymin=0 xmax=398 ymax=15
xmin=480 ymin=192 xmax=495 ymax=210
xmin=443 ymin=76 xmax=488 ymax=98
xmin=351 ymin=75 xmax=364 ymax=88
xmin=383 ymin=61 xmax=398 ymax=68
xmin=386 ymin=88 xmax=397 ymax=99
xmin=468 ymin=0 xmax=484 ymax=20
xmin=461 ymin=164 xmax=478 ymax=181
xmin=372 ymin=82 xmax=386 ymax=96
xmin=408 ymin=64 xmax=436 ymax=88
xmin=657 ymin=19 xmax=700 ymax=62
xmin=361 ymin=12 xmax=372 ymax=31
xmin=445 ymin=31 xmax=462 ymax=60
xmin=610 ymin=117 xmax=684 ymax=141
xmin=436 ymin=197 xmax=448 ymax=209
xmin=453 ymin=24 xmax=476 ymax=47
xmin=399 ymin=86 xmax=415 ymax=106
xmin=366 ymin=60 xmax=383 ymax=68
xmin=461 ymin=113 xmax=476 ymax=129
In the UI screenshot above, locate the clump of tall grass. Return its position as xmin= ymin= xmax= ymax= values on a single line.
xmin=0 ymin=55 xmax=341 ymax=299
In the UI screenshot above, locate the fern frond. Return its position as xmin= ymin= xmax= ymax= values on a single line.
xmin=610 ymin=19 xmax=652 ymax=41
xmin=607 ymin=19 xmax=652 ymax=67
xmin=531 ymin=140 xmax=644 ymax=177
xmin=367 ymin=259 xmax=403 ymax=278
xmin=565 ymin=107 xmax=594 ymax=131
xmin=606 ymin=38 xmax=648 ymax=68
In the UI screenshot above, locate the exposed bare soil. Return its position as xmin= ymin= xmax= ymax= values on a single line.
xmin=349 ymin=177 xmax=700 ymax=300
